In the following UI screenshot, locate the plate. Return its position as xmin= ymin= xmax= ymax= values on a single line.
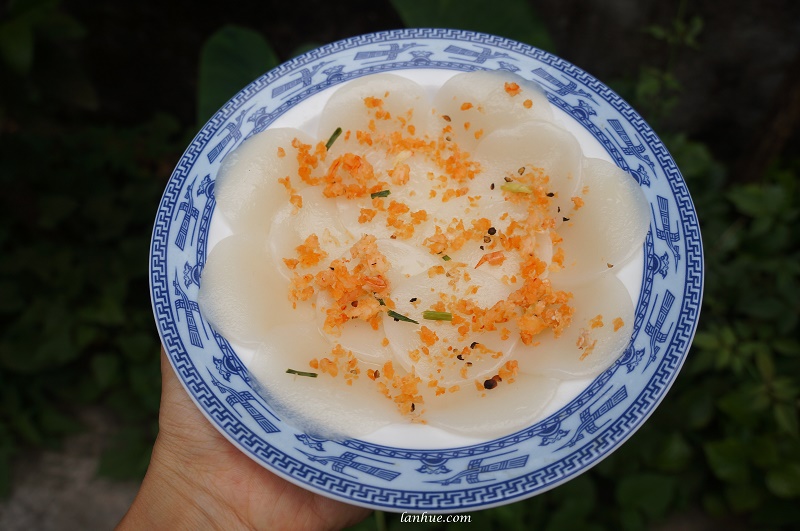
xmin=149 ymin=28 xmax=703 ymax=512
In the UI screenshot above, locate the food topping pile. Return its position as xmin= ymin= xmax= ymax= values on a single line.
xmin=198 ymin=71 xmax=650 ymax=438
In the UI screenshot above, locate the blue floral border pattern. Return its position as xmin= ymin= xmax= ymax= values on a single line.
xmin=150 ymin=28 xmax=703 ymax=512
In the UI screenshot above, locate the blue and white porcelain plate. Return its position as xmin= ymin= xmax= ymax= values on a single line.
xmin=150 ymin=29 xmax=703 ymax=512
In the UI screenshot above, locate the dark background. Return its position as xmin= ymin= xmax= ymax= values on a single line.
xmin=66 ymin=0 xmax=800 ymax=169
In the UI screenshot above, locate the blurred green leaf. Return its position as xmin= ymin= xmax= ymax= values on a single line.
xmin=752 ymin=497 xmax=800 ymax=526
xmin=728 ymin=185 xmax=786 ymax=218
xmin=8 ymin=404 xmax=44 ymax=445
xmin=634 ymin=67 xmax=680 ymax=123
xmin=117 ymin=332 xmax=158 ymax=363
xmin=197 ymin=25 xmax=278 ymax=125
xmin=773 ymin=403 xmax=799 ymax=437
xmin=37 ymin=9 xmax=85 ymax=40
xmin=545 ymin=476 xmax=597 ymax=530
xmin=772 ymin=378 xmax=799 ymax=401
xmin=0 ymin=281 xmax=24 ymax=314
xmin=37 ymin=195 xmax=78 ymax=229
xmin=754 ymin=348 xmax=775 ymax=381
xmin=0 ymin=17 xmax=34 ymax=73
xmin=97 ymin=426 xmax=153 ymax=480
xmin=37 ymin=406 xmax=81 ymax=437
xmin=0 ymin=0 xmax=85 ymax=86
xmin=619 ymin=507 xmax=645 ymax=531
xmin=390 ymin=0 xmax=555 ymax=52
xmin=705 ymin=439 xmax=750 ymax=484
xmin=725 ymin=482 xmax=762 ymax=513
xmin=765 ymin=465 xmax=800 ymax=498
xmin=718 ymin=384 xmax=768 ymax=426
xmin=685 ymin=16 xmax=704 ymax=47
xmin=654 ymin=432 xmax=693 ymax=472
xmin=91 ymin=353 xmax=120 ymax=390
xmin=128 ymin=362 xmax=161 ymax=413
xmin=7 ymin=0 xmax=60 ymax=18
xmin=490 ymin=503 xmax=528 ymax=530
xmin=78 ymin=295 xmax=125 ymax=326
xmin=748 ymin=437 xmax=780 ymax=470
xmin=691 ymin=331 xmax=719 ymax=350
xmin=44 ymin=59 xmax=98 ymax=110
xmin=616 ymin=473 xmax=677 ymax=520
xmin=644 ymin=25 xmax=668 ymax=41
xmin=674 ymin=385 xmax=715 ymax=429
xmin=702 ymin=493 xmax=727 ymax=519
xmin=774 ymin=338 xmax=800 ymax=357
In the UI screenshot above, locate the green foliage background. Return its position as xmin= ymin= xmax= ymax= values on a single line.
xmin=0 ymin=0 xmax=798 ymax=528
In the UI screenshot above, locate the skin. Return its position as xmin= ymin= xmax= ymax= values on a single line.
xmin=117 ymin=349 xmax=371 ymax=530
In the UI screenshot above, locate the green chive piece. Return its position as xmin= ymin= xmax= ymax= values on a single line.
xmin=387 ymin=310 xmax=419 ymax=324
xmin=501 ymin=182 xmax=533 ymax=194
xmin=286 ymin=368 xmax=318 ymax=377
xmin=371 ymin=189 xmax=391 ymax=199
xmin=423 ymin=311 xmax=453 ymax=321
xmin=442 ymin=255 xmax=451 ymax=261
xmin=325 ymin=127 xmax=343 ymax=150
xmin=377 ymin=298 xmax=386 ymax=306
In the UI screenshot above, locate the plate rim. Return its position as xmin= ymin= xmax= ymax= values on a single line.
xmin=149 ymin=27 xmax=704 ymax=512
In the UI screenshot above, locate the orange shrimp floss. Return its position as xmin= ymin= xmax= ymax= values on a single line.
xmin=198 ymin=70 xmax=650 ymax=439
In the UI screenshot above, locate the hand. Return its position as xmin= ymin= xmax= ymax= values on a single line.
xmin=117 ymin=348 xmax=371 ymax=530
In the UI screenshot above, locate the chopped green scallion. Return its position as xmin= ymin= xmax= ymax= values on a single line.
xmin=387 ymin=310 xmax=419 ymax=324
xmin=371 ymin=189 xmax=391 ymax=199
xmin=423 ymin=311 xmax=453 ymax=321
xmin=286 ymin=368 xmax=318 ymax=378
xmin=442 ymin=255 xmax=451 ymax=261
xmin=325 ymin=127 xmax=342 ymax=150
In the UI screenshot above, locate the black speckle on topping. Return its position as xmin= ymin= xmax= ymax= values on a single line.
xmin=490 ymin=183 xmax=495 ymax=190
xmin=445 ymin=136 xmax=452 ymax=141
xmin=488 ymin=227 xmax=496 ymax=235
xmin=563 ymin=217 xmax=570 ymax=221
xmin=466 ymin=361 xmax=473 ymax=366
xmin=411 ymin=403 xmax=416 ymax=412
xmin=329 ymin=267 xmax=335 ymax=270
xmin=483 ymin=379 xmax=498 ymax=390
xmin=546 ymin=192 xmax=555 ymax=197
xmin=390 ymin=234 xmax=397 ymax=239
xmin=557 ymin=206 xmax=561 ymax=213
xmin=410 ymin=297 xmax=418 ymax=302
xmin=517 ymin=167 xmax=525 ymax=175
xmin=483 ymin=235 xmax=491 ymax=243
xmin=442 ymin=115 xmax=451 ymax=122
xmin=457 ymin=354 xmax=464 ymax=360
xmin=393 ymin=318 xmax=400 ymax=322
xmin=607 ymin=263 xmax=614 ymax=268
xmin=504 ymin=176 xmax=513 ymax=182
xmin=480 ymin=245 xmax=485 ymax=250
xmin=470 ymin=341 xmax=478 ymax=349
xmin=351 ymin=301 xmax=358 ymax=307
xmin=375 ymin=370 xmax=380 ymax=378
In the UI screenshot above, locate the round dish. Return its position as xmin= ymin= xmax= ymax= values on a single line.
xmin=149 ymin=28 xmax=703 ymax=512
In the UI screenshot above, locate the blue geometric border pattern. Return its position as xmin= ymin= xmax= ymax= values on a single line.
xmin=149 ymin=28 xmax=703 ymax=512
